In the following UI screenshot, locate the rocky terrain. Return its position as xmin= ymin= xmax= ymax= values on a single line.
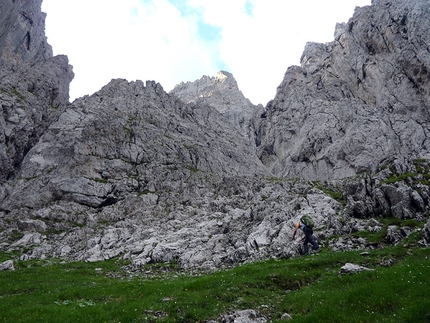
xmin=170 ymin=71 xmax=263 ymax=145
xmin=0 ymin=0 xmax=429 ymax=272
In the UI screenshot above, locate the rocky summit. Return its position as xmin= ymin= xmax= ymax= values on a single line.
xmin=170 ymin=70 xmax=263 ymax=144
xmin=0 ymin=0 xmax=429 ymax=271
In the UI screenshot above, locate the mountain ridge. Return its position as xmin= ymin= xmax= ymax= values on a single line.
xmin=0 ymin=0 xmax=429 ymax=270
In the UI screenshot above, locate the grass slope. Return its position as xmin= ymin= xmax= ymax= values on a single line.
xmin=0 ymin=228 xmax=429 ymax=322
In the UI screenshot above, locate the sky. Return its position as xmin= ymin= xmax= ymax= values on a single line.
xmin=41 ymin=0 xmax=371 ymax=105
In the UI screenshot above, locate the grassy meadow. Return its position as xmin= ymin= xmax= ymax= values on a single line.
xmin=0 ymin=220 xmax=429 ymax=322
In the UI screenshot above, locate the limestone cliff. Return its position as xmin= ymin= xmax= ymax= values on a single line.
xmin=1 ymin=78 xmax=267 ymax=211
xmin=0 ymin=0 xmax=74 ymax=184
xmin=0 ymin=0 xmax=51 ymax=66
xmin=257 ymin=0 xmax=430 ymax=180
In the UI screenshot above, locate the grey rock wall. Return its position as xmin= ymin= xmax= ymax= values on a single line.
xmin=1 ymin=78 xmax=266 ymax=211
xmin=257 ymin=0 xmax=430 ymax=180
xmin=0 ymin=0 xmax=52 ymax=67
xmin=0 ymin=0 xmax=74 ymax=184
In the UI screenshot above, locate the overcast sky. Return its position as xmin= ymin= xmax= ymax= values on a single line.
xmin=41 ymin=0 xmax=371 ymax=105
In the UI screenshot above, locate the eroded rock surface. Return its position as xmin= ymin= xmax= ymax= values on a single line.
xmin=171 ymin=71 xmax=263 ymax=145
xmin=257 ymin=0 xmax=430 ymax=180
xmin=0 ymin=0 xmax=73 ymax=184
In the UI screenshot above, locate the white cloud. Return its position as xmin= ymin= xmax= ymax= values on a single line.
xmin=191 ymin=0 xmax=372 ymax=104
xmin=42 ymin=0 xmax=222 ymax=100
xmin=42 ymin=0 xmax=371 ymax=105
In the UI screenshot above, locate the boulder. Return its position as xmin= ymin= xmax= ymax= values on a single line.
xmin=0 ymin=260 xmax=15 ymax=271
xmin=280 ymin=313 xmax=293 ymax=321
xmin=423 ymin=219 xmax=430 ymax=244
xmin=340 ymin=263 xmax=374 ymax=274
xmin=218 ymin=310 xmax=267 ymax=323
xmin=386 ymin=225 xmax=412 ymax=245
xmin=18 ymin=220 xmax=47 ymax=232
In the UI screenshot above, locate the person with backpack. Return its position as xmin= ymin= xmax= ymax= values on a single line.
xmin=291 ymin=215 xmax=320 ymax=255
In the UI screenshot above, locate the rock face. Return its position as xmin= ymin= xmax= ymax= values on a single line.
xmin=1 ymin=78 xmax=266 ymax=211
xmin=257 ymin=0 xmax=430 ymax=180
xmin=0 ymin=0 xmax=51 ymax=66
xmin=0 ymin=0 xmax=429 ymax=270
xmin=0 ymin=0 xmax=74 ymax=184
xmin=0 ymin=74 xmax=343 ymax=268
xmin=170 ymin=71 xmax=263 ymax=144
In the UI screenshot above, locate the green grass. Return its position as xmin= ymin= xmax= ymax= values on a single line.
xmin=283 ymin=248 xmax=430 ymax=323
xmin=351 ymin=217 xmax=423 ymax=244
xmin=312 ymin=181 xmax=345 ymax=205
xmin=9 ymin=230 xmax=25 ymax=243
xmin=1 ymin=244 xmax=429 ymax=323
xmin=382 ymin=172 xmax=418 ymax=184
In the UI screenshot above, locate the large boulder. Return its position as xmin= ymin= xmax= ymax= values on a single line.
xmin=423 ymin=219 xmax=430 ymax=244
xmin=340 ymin=263 xmax=374 ymax=274
xmin=0 ymin=260 xmax=15 ymax=271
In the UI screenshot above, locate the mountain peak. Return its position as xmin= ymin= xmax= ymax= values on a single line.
xmin=215 ymin=70 xmax=235 ymax=84
xmin=170 ymin=70 xmax=261 ymax=141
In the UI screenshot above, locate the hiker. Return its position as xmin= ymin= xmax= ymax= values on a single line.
xmin=291 ymin=215 xmax=320 ymax=255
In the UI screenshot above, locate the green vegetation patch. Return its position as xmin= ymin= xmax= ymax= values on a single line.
xmin=89 ymin=177 xmax=109 ymax=184
xmin=284 ymin=248 xmax=430 ymax=323
xmin=313 ymin=181 xmax=345 ymax=205
xmin=188 ymin=166 xmax=199 ymax=173
xmin=351 ymin=217 xmax=423 ymax=244
xmin=9 ymin=230 xmax=25 ymax=243
xmin=382 ymin=172 xmax=417 ymax=184
xmin=1 ymin=86 xmax=26 ymax=101
xmin=0 ymin=245 xmax=429 ymax=322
